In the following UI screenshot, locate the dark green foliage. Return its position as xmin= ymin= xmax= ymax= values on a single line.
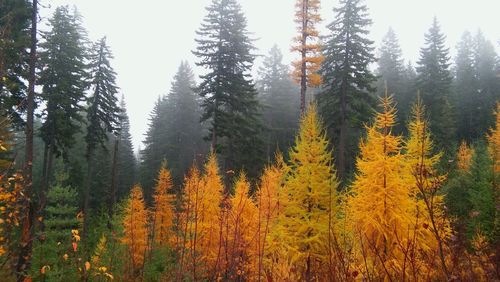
xmin=86 ymin=36 xmax=120 ymax=154
xmin=319 ymin=0 xmax=376 ymax=179
xmin=416 ymin=18 xmax=455 ymax=148
xmin=445 ymin=143 xmax=497 ymax=242
xmin=257 ymin=45 xmax=300 ymax=160
xmin=194 ymin=0 xmax=264 ymax=179
xmin=39 ymin=5 xmax=88 ymax=159
xmin=116 ymin=97 xmax=136 ymax=200
xmin=0 ymin=0 xmax=31 ymax=125
xmin=140 ymin=62 xmax=205 ymax=195
xmin=31 ymin=181 xmax=81 ymax=280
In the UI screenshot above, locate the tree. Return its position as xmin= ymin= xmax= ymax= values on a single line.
xmin=140 ymin=62 xmax=205 ymax=193
xmin=416 ymin=17 xmax=454 ymax=148
xmin=0 ymin=0 xmax=31 ymax=125
xmin=319 ymin=0 xmax=376 ymax=180
xmin=115 ymin=96 xmax=136 ymax=202
xmin=84 ymin=36 xmax=120 ymax=234
xmin=278 ymin=104 xmax=338 ymax=281
xmin=257 ymin=46 xmax=300 ymax=160
xmin=457 ymin=141 xmax=474 ymax=172
xmin=291 ymin=0 xmax=323 ymax=113
xmin=193 ymin=0 xmax=264 ymax=179
xmin=122 ymin=185 xmax=148 ymax=279
xmin=38 ymin=6 xmax=88 ymax=208
xmin=347 ymin=94 xmax=415 ymax=279
xmin=151 ymin=162 xmax=175 ymax=247
xmin=376 ymin=28 xmax=413 ymax=130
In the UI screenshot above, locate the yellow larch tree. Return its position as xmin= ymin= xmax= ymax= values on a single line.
xmin=177 ymin=165 xmax=203 ymax=281
xmin=292 ymin=0 xmax=323 ymax=113
xmin=405 ymin=98 xmax=451 ymax=279
xmin=122 ymin=185 xmax=148 ymax=278
xmin=278 ymin=104 xmax=338 ymax=281
xmin=151 ymin=161 xmax=176 ymax=247
xmin=347 ymin=94 xmax=416 ymax=280
xmin=225 ymin=172 xmax=258 ymax=280
xmin=198 ymin=152 xmax=224 ymax=279
xmin=256 ymin=153 xmax=287 ymax=280
xmin=457 ymin=141 xmax=474 ymax=172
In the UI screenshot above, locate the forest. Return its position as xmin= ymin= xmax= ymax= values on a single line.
xmin=0 ymin=0 xmax=499 ymax=281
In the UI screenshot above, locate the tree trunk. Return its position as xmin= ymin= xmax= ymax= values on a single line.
xmin=109 ymin=138 xmax=119 ymax=219
xmin=16 ymin=0 xmax=37 ymax=279
xmin=83 ymin=149 xmax=94 ymax=237
xmin=300 ymin=0 xmax=308 ymax=114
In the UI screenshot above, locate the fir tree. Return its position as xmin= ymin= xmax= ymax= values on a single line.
xmin=319 ymin=0 xmax=376 ymax=180
xmin=416 ymin=17 xmax=454 ymax=148
xmin=115 ymin=96 xmax=136 ymax=201
xmin=38 ymin=6 xmax=88 ymax=203
xmin=193 ymin=0 xmax=264 ymax=179
xmin=84 ymin=36 xmax=120 ymax=233
xmin=257 ymin=46 xmax=300 ymax=160
xmin=291 ymin=0 xmax=323 ymax=113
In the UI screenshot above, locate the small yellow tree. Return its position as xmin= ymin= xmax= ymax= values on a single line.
xmin=151 ymin=161 xmax=176 ymax=247
xmin=122 ymin=185 xmax=148 ymax=278
xmin=292 ymin=0 xmax=323 ymax=113
xmin=278 ymin=104 xmax=338 ymax=280
xmin=225 ymin=172 xmax=258 ymax=280
xmin=348 ymin=94 xmax=415 ymax=279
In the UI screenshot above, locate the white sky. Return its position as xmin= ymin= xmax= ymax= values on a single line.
xmin=39 ymin=0 xmax=500 ymax=151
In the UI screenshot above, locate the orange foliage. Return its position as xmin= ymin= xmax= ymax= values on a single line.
xmin=151 ymin=162 xmax=176 ymax=247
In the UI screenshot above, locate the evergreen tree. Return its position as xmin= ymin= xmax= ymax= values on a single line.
xmin=38 ymin=6 xmax=88 ymax=202
xmin=416 ymin=18 xmax=454 ymax=147
xmin=319 ymin=0 xmax=376 ymax=180
xmin=257 ymin=45 xmax=300 ymax=160
xmin=193 ymin=0 xmax=264 ymax=179
xmin=140 ymin=62 xmax=204 ymax=193
xmin=278 ymin=104 xmax=338 ymax=280
xmin=0 ymin=0 xmax=31 ymax=125
xmin=376 ymin=28 xmax=414 ymax=130
xmin=291 ymin=0 xmax=323 ymax=113
xmin=115 ymin=97 xmax=136 ymax=200
xmin=84 ymin=36 xmax=120 ymax=232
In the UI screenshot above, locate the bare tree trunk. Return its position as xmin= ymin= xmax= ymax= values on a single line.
xmin=16 ymin=1 xmax=37 ymax=279
xmin=83 ymin=149 xmax=93 ymax=237
xmin=299 ymin=0 xmax=309 ymax=114
xmin=109 ymin=138 xmax=119 ymax=219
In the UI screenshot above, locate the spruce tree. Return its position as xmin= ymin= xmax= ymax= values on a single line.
xmin=84 ymin=36 xmax=120 ymax=231
xmin=416 ymin=18 xmax=454 ymax=148
xmin=319 ymin=0 xmax=376 ymax=180
xmin=39 ymin=6 xmax=88 ymax=203
xmin=257 ymin=45 xmax=300 ymax=160
xmin=115 ymin=97 xmax=136 ymax=200
xmin=193 ymin=0 xmax=264 ymax=179
xmin=0 ymin=0 xmax=31 ymax=125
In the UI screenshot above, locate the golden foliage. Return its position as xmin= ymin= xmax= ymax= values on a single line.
xmin=457 ymin=141 xmax=474 ymax=172
xmin=122 ymin=185 xmax=148 ymax=276
xmin=151 ymin=162 xmax=176 ymax=247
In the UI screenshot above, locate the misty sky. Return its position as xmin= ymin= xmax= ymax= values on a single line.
xmin=39 ymin=0 xmax=500 ymax=151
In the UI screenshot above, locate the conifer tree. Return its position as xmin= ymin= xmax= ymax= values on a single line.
xmin=122 ymin=185 xmax=148 ymax=278
xmin=257 ymin=46 xmax=300 ymax=159
xmin=84 ymin=36 xmax=120 ymax=233
xmin=319 ymin=0 xmax=376 ymax=180
xmin=416 ymin=18 xmax=454 ymax=147
xmin=457 ymin=141 xmax=474 ymax=172
xmin=198 ymin=152 xmax=224 ymax=278
xmin=39 ymin=6 xmax=88 ymax=204
xmin=225 ymin=173 xmax=258 ymax=280
xmin=348 ymin=94 xmax=415 ymax=279
xmin=279 ymin=104 xmax=338 ymax=280
xmin=115 ymin=96 xmax=136 ymax=201
xmin=193 ymin=0 xmax=264 ymax=178
xmin=0 ymin=0 xmax=31 ymax=124
xmin=151 ymin=162 xmax=175 ymax=247
xmin=291 ymin=0 xmax=323 ymax=113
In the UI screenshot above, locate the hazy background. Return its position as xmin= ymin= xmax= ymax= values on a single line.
xmin=38 ymin=0 xmax=500 ymax=150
